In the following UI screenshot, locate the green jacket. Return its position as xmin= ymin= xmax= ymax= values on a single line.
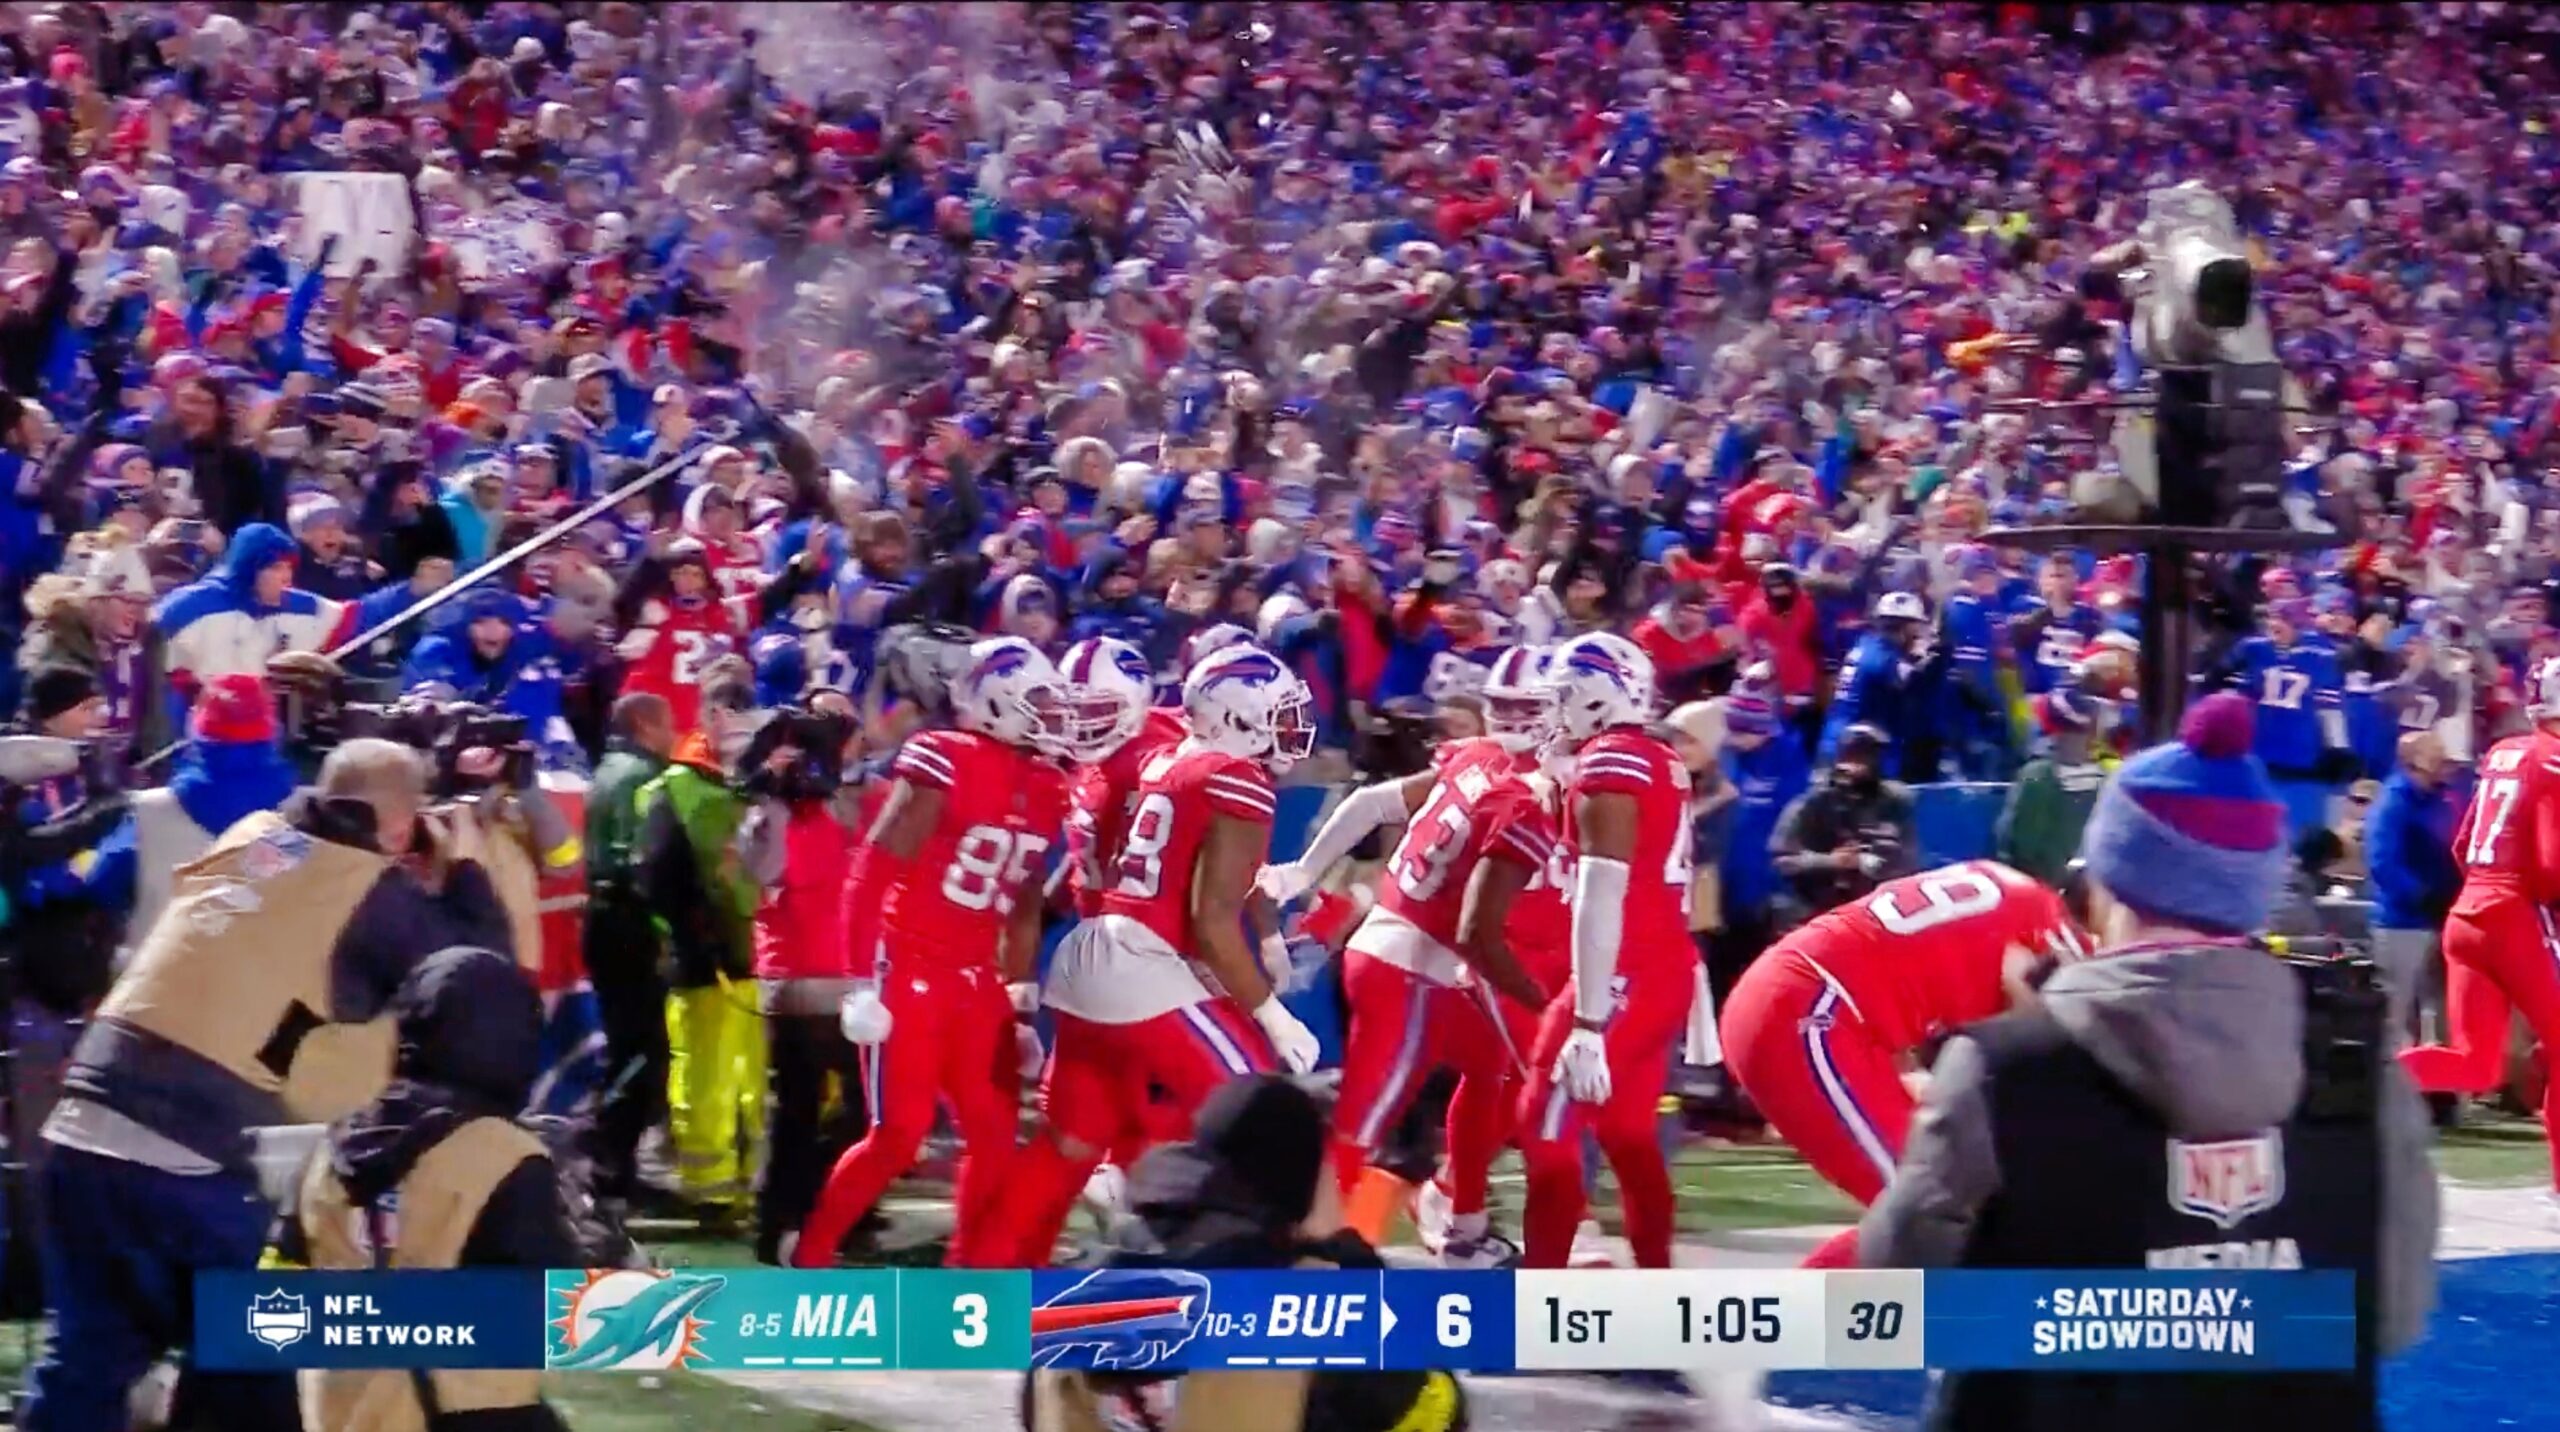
xmin=586 ymin=742 xmax=669 ymax=894
xmin=1995 ymin=757 xmax=2106 ymax=889
xmin=633 ymin=745 xmax=757 ymax=986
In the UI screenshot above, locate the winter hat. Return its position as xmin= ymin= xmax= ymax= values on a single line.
xmin=288 ymin=493 xmax=348 ymax=540
xmin=25 ymin=665 xmax=97 ymax=725
xmin=191 ymin=672 xmax=278 ymax=745
xmin=1723 ymin=664 xmax=1780 ymax=737
xmin=2078 ymin=693 xmax=2287 ymax=936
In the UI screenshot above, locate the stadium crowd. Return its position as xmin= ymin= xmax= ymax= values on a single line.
xmin=0 ymin=0 xmax=2545 ymax=1425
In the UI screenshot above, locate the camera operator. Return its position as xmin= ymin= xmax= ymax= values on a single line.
xmin=20 ymin=737 xmax=512 ymax=1432
xmin=289 ymin=948 xmax=575 ymax=1432
xmin=733 ymin=693 xmax=870 ymax=1264
xmin=1769 ymin=723 xmax=1916 ymax=923
xmin=1860 ymin=697 xmax=2437 ymax=1432
xmin=1029 ymin=1077 xmax=1463 ymax=1432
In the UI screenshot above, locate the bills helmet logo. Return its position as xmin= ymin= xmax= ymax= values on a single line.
xmin=2167 ymin=1131 xmax=2285 ymax=1231
xmin=1029 ymin=1269 xmax=1211 ymax=1370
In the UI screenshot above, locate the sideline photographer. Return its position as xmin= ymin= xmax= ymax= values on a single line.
xmin=21 ymin=738 xmax=512 ymax=1432
xmin=1029 ymin=1077 xmax=1464 ymax=1432
xmin=1860 ymin=697 xmax=2437 ymax=1432
xmin=735 ymin=693 xmax=870 ymax=1264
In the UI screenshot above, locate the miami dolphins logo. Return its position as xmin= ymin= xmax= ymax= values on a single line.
xmin=549 ymin=1270 xmax=725 ymax=1371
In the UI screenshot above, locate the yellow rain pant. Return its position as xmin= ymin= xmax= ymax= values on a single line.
xmin=666 ymin=983 xmax=767 ymax=1205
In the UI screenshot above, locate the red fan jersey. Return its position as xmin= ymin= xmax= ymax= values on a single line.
xmin=706 ymin=535 xmax=765 ymax=605
xmin=1561 ymin=729 xmax=1696 ymax=977
xmin=1777 ymin=860 xmax=2080 ymax=1048
xmin=875 ymin=728 xmax=1071 ymax=964
xmin=1066 ymin=708 xmax=1190 ymax=917
xmin=1099 ymin=741 xmax=1275 ymax=953
xmin=1367 ymin=740 xmax=1556 ymax=980
xmin=619 ymin=596 xmax=740 ymax=734
xmin=2453 ymin=732 xmax=2560 ymax=916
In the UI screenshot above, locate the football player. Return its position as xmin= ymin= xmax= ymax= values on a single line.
xmin=1516 ymin=632 xmax=1697 ymax=1270
xmin=985 ymin=643 xmax=1322 ymax=1266
xmin=1720 ymin=859 xmax=2083 ymax=1266
xmin=791 ymin=637 xmax=1071 ymax=1269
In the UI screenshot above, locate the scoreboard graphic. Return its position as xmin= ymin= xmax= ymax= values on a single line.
xmin=194 ymin=1267 xmax=2357 ymax=1375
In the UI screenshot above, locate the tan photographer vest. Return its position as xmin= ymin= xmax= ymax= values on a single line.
xmin=296 ymin=1116 xmax=551 ymax=1431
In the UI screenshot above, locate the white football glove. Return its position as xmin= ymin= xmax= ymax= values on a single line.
xmin=1258 ymin=932 xmax=1295 ymax=993
xmin=1252 ymin=998 xmax=1321 ymax=1075
xmin=838 ymin=981 xmax=892 ymax=1046
xmin=1255 ymin=861 xmax=1316 ymax=904
xmin=1554 ymin=1027 xmax=1613 ymax=1104
xmin=1015 ymin=1022 xmax=1047 ymax=1081
xmin=1006 ymin=981 xmax=1042 ymax=1016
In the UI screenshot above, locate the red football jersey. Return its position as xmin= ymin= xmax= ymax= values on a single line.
xmin=1067 ymin=708 xmax=1189 ymax=917
xmin=620 ymin=596 xmax=740 ymax=734
xmin=1560 ymin=729 xmax=1695 ymax=975
xmin=876 ymin=728 xmax=1070 ymax=964
xmin=1375 ymin=739 xmax=1556 ymax=955
xmin=1099 ymin=740 xmax=1274 ymax=952
xmin=1779 ymin=860 xmax=2079 ymax=1048
xmin=2453 ymin=731 xmax=2560 ymax=915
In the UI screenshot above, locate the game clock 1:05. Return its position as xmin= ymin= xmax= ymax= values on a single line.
xmin=1677 ymin=1295 xmax=1782 ymax=1345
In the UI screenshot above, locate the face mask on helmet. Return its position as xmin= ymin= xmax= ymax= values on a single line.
xmin=1061 ymin=684 xmax=1140 ymax=762
xmin=1270 ymin=684 xmax=1316 ymax=769
xmin=1484 ymin=686 xmax=1558 ymax=753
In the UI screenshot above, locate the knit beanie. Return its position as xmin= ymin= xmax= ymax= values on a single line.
xmin=191 ymin=672 xmax=278 ymax=745
xmin=24 ymin=665 xmax=97 ymax=725
xmin=2078 ymin=693 xmax=2286 ymax=935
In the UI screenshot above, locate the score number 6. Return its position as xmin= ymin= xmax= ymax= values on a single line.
xmin=1437 ymin=1295 xmax=1470 ymax=1346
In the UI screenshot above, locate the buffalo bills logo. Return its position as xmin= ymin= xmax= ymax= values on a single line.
xmin=1029 ymin=1270 xmax=1211 ymax=1370
xmin=1197 ymin=651 xmax=1285 ymax=691
xmin=969 ymin=643 xmax=1037 ymax=685
xmin=1564 ymin=645 xmax=1634 ymax=684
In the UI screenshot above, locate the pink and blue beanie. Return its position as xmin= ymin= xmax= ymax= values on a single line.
xmin=2078 ymin=693 xmax=2287 ymax=936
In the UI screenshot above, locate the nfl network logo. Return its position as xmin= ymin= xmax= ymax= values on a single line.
xmin=249 ymin=1289 xmax=310 ymax=1350
xmin=2167 ymin=1131 xmax=2285 ymax=1231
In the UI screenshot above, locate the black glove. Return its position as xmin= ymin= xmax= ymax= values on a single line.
xmin=2314 ymin=747 xmax=2364 ymax=784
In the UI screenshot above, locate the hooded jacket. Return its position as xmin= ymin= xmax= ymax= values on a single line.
xmin=152 ymin=522 xmax=351 ymax=699
xmin=1858 ymin=944 xmax=2437 ymax=1354
xmin=632 ymin=731 xmax=756 ymax=985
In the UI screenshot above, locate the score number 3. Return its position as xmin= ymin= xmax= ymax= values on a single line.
xmin=953 ymin=1292 xmax=988 ymax=1349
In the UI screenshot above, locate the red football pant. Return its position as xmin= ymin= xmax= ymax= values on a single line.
xmin=1516 ymin=958 xmax=1693 ymax=1269
xmin=2402 ymin=904 xmax=2560 ymax=1191
xmin=793 ymin=965 xmax=1019 ymax=1268
xmin=984 ymin=999 xmax=1277 ymax=1266
xmin=1439 ymin=984 xmax=1540 ymax=1218
xmin=1721 ymin=955 xmax=1910 ymax=1207
xmin=1331 ymin=953 xmax=1519 ymax=1196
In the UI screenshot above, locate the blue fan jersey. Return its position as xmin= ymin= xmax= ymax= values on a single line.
xmin=2228 ymin=635 xmax=2342 ymax=771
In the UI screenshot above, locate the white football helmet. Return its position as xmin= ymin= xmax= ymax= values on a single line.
xmin=1056 ymin=636 xmax=1156 ymax=762
xmin=1181 ymin=621 xmax=1255 ymax=674
xmin=1546 ymin=631 xmax=1658 ymax=744
xmin=1183 ymin=643 xmax=1315 ymax=771
xmin=1482 ymin=645 xmax=1559 ymax=754
xmin=951 ymin=636 xmax=1069 ymax=755
xmin=1424 ymin=651 xmax=1490 ymax=709
xmin=2531 ymin=654 xmax=2560 ymax=721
